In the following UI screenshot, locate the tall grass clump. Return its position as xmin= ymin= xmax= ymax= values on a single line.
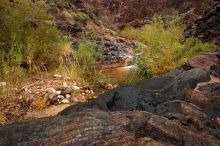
xmin=0 ymin=0 xmax=67 ymax=79
xmin=120 ymin=15 xmax=216 ymax=82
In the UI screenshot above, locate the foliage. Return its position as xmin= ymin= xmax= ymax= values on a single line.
xmin=31 ymin=98 xmax=49 ymax=110
xmin=0 ymin=0 xmax=67 ymax=76
xmin=0 ymin=112 xmax=7 ymax=125
xmin=120 ymin=15 xmax=216 ymax=80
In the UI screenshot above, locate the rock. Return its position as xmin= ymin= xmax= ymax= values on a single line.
xmin=107 ymin=84 xmax=113 ymax=89
xmin=53 ymin=74 xmax=62 ymax=79
xmin=55 ymin=90 xmax=62 ymax=95
xmin=0 ymin=110 xmax=219 ymax=146
xmin=185 ymin=1 xmax=220 ymax=45
xmin=61 ymin=99 xmax=70 ymax=104
xmin=63 ymin=82 xmax=68 ymax=88
xmin=0 ymin=82 xmax=6 ymax=87
xmin=65 ymin=94 xmax=71 ymax=99
xmin=72 ymin=86 xmax=80 ymax=91
xmin=48 ymin=94 xmax=56 ymax=100
xmin=73 ymin=95 xmax=86 ymax=103
xmin=57 ymin=95 xmax=64 ymax=99
xmin=187 ymin=53 xmax=219 ymax=69
xmin=46 ymin=88 xmax=57 ymax=94
xmin=85 ymin=89 xmax=90 ymax=94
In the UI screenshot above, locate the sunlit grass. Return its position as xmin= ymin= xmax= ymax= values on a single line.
xmin=120 ymin=15 xmax=216 ymax=82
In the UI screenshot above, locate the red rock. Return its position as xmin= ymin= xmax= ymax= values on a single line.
xmin=187 ymin=53 xmax=218 ymax=69
xmin=73 ymin=95 xmax=86 ymax=103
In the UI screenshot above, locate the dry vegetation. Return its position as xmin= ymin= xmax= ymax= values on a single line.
xmin=120 ymin=15 xmax=216 ymax=83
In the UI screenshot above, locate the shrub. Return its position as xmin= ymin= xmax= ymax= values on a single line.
xmin=0 ymin=112 xmax=7 ymax=125
xmin=31 ymin=98 xmax=49 ymax=110
xmin=0 ymin=0 xmax=67 ymax=75
xmin=120 ymin=15 xmax=216 ymax=80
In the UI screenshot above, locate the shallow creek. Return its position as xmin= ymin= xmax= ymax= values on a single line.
xmin=102 ymin=65 xmax=136 ymax=82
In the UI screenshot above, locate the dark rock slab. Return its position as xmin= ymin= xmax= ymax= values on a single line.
xmin=0 ymin=110 xmax=219 ymax=146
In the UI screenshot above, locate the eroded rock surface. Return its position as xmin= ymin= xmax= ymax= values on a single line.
xmin=185 ymin=1 xmax=220 ymax=45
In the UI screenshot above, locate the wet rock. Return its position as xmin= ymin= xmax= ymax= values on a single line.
xmin=95 ymin=33 xmax=134 ymax=67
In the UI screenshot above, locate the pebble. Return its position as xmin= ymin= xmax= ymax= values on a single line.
xmin=107 ymin=84 xmax=113 ymax=89
xmin=73 ymin=95 xmax=86 ymax=103
xmin=63 ymin=82 xmax=68 ymax=88
xmin=85 ymin=90 xmax=90 ymax=94
xmin=57 ymin=95 xmax=64 ymax=99
xmin=49 ymin=94 xmax=56 ymax=100
xmin=0 ymin=82 xmax=6 ymax=87
xmin=72 ymin=86 xmax=80 ymax=91
xmin=65 ymin=94 xmax=71 ymax=99
xmin=46 ymin=88 xmax=57 ymax=94
xmin=82 ymin=93 xmax=86 ymax=96
xmin=53 ymin=74 xmax=62 ymax=79
xmin=55 ymin=90 xmax=62 ymax=95
xmin=61 ymin=99 xmax=70 ymax=104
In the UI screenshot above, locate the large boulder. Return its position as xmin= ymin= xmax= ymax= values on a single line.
xmin=0 ymin=110 xmax=219 ymax=146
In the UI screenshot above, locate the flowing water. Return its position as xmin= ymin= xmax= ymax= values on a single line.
xmin=102 ymin=65 xmax=137 ymax=82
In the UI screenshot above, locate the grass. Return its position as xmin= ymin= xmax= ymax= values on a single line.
xmin=0 ymin=0 xmax=67 ymax=75
xmin=31 ymin=98 xmax=49 ymax=110
xmin=120 ymin=15 xmax=216 ymax=83
xmin=0 ymin=112 xmax=7 ymax=125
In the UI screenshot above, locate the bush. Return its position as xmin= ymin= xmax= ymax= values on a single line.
xmin=0 ymin=0 xmax=67 ymax=75
xmin=120 ymin=15 xmax=216 ymax=80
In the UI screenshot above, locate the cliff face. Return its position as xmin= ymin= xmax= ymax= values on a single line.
xmin=47 ymin=0 xmax=215 ymax=32
xmin=83 ymin=0 xmax=214 ymax=27
xmin=185 ymin=1 xmax=220 ymax=45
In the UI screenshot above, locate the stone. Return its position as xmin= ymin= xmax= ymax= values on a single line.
xmin=0 ymin=110 xmax=219 ymax=146
xmin=65 ymin=94 xmax=71 ymax=99
xmin=73 ymin=95 xmax=86 ymax=103
xmin=46 ymin=88 xmax=57 ymax=94
xmin=55 ymin=90 xmax=62 ymax=95
xmin=72 ymin=86 xmax=80 ymax=91
xmin=0 ymin=82 xmax=6 ymax=87
xmin=63 ymin=82 xmax=68 ymax=88
xmin=53 ymin=74 xmax=62 ymax=79
xmin=57 ymin=95 xmax=64 ymax=99
xmin=61 ymin=99 xmax=70 ymax=104
xmin=185 ymin=1 xmax=220 ymax=45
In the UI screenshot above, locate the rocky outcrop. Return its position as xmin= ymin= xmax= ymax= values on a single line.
xmin=0 ymin=109 xmax=219 ymax=146
xmin=1 ymin=50 xmax=220 ymax=145
xmin=84 ymin=0 xmax=214 ymax=28
xmin=96 ymin=32 xmax=134 ymax=67
xmin=185 ymin=1 xmax=220 ymax=45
